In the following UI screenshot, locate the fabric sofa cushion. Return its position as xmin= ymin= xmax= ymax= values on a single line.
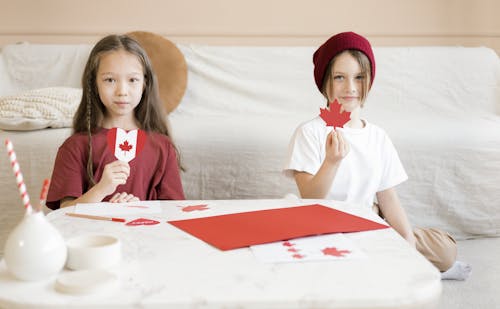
xmin=0 ymin=87 xmax=81 ymax=130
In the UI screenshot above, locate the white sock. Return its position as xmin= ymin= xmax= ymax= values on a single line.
xmin=441 ymin=261 xmax=472 ymax=281
xmin=283 ymin=193 xmax=300 ymax=200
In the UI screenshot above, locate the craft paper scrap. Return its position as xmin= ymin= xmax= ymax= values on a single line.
xmin=180 ymin=204 xmax=210 ymax=212
xmin=251 ymin=233 xmax=367 ymax=263
xmin=126 ymin=218 xmax=160 ymax=226
xmin=168 ymin=204 xmax=389 ymax=251
xmin=107 ymin=128 xmax=146 ymax=163
xmin=74 ymin=202 xmax=161 ymax=216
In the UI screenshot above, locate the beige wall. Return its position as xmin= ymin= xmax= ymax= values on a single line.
xmin=0 ymin=0 xmax=499 ymax=54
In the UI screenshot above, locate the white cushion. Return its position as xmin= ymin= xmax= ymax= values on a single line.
xmin=0 ymin=87 xmax=81 ymax=131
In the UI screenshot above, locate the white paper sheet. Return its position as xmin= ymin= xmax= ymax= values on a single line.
xmin=73 ymin=201 xmax=162 ymax=216
xmin=251 ymin=233 xmax=367 ymax=263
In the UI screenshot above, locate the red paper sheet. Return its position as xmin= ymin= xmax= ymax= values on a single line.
xmin=168 ymin=204 xmax=389 ymax=250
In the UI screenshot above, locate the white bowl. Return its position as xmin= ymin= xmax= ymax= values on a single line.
xmin=66 ymin=235 xmax=121 ymax=270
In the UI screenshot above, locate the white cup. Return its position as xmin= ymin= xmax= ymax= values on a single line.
xmin=66 ymin=235 xmax=121 ymax=270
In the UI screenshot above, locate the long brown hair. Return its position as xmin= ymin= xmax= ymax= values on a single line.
xmin=73 ymin=34 xmax=181 ymax=185
xmin=321 ymin=50 xmax=372 ymax=107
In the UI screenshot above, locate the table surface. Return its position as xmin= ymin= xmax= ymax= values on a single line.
xmin=0 ymin=199 xmax=441 ymax=309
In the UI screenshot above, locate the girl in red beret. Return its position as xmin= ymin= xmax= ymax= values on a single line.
xmin=284 ymin=31 xmax=470 ymax=280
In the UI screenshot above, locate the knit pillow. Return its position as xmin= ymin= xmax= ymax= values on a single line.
xmin=0 ymin=87 xmax=81 ymax=131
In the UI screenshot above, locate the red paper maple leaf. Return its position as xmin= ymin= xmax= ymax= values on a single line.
xmin=287 ymin=248 xmax=299 ymax=253
xmin=321 ymin=247 xmax=351 ymax=257
xmin=292 ymin=253 xmax=305 ymax=259
xmin=319 ymin=99 xmax=351 ymax=128
xmin=282 ymin=241 xmax=295 ymax=247
xmin=119 ymin=140 xmax=133 ymax=152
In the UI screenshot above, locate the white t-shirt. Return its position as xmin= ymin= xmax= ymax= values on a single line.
xmin=284 ymin=116 xmax=408 ymax=208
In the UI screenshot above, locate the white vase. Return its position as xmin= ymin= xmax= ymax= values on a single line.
xmin=4 ymin=210 xmax=67 ymax=281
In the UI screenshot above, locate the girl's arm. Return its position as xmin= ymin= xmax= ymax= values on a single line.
xmin=60 ymin=160 xmax=133 ymax=208
xmin=294 ymin=130 xmax=349 ymax=198
xmin=376 ymin=187 xmax=416 ymax=248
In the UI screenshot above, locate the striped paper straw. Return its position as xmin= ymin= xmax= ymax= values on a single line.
xmin=38 ymin=178 xmax=51 ymax=212
xmin=4 ymin=139 xmax=33 ymax=213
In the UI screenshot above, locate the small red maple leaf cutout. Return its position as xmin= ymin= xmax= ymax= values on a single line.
xmin=292 ymin=253 xmax=305 ymax=259
xmin=119 ymin=140 xmax=133 ymax=152
xmin=282 ymin=241 xmax=295 ymax=247
xmin=287 ymin=248 xmax=299 ymax=253
xmin=321 ymin=247 xmax=351 ymax=257
xmin=319 ymin=99 xmax=351 ymax=128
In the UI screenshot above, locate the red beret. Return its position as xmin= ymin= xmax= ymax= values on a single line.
xmin=313 ymin=31 xmax=376 ymax=92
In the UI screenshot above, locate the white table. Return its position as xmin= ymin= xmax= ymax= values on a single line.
xmin=0 ymin=199 xmax=441 ymax=308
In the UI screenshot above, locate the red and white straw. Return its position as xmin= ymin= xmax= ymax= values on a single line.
xmin=38 ymin=178 xmax=50 ymax=212
xmin=4 ymin=139 xmax=32 ymax=213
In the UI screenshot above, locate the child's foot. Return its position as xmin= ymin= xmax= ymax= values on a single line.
xmin=441 ymin=261 xmax=471 ymax=281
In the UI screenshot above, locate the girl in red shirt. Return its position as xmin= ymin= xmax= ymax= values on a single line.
xmin=47 ymin=34 xmax=184 ymax=209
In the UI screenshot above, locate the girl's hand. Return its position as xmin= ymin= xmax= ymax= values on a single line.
xmin=59 ymin=160 xmax=135 ymax=208
xmin=325 ymin=130 xmax=350 ymax=164
xmin=109 ymin=192 xmax=140 ymax=203
xmin=96 ymin=160 xmax=130 ymax=197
